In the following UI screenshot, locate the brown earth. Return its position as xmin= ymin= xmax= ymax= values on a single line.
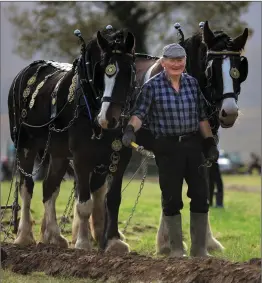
xmin=1 ymin=242 xmax=261 ymax=283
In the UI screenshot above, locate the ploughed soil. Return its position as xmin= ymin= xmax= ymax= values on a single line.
xmin=1 ymin=242 xmax=261 ymax=283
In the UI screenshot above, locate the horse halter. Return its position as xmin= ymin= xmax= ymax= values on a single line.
xmin=204 ymin=49 xmax=246 ymax=103
xmin=101 ymin=50 xmax=137 ymax=116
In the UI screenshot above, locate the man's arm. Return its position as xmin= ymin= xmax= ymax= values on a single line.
xmin=128 ymin=115 xmax=143 ymax=132
xmin=122 ymin=83 xmax=153 ymax=147
xmin=199 ymin=120 xmax=213 ymax=139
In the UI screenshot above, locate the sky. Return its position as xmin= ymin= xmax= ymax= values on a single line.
xmin=0 ymin=2 xmax=261 ymax=161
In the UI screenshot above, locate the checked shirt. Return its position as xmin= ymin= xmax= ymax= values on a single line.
xmin=132 ymin=71 xmax=207 ymax=138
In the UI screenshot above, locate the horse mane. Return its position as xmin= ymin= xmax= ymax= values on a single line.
xmin=183 ymin=30 xmax=235 ymax=91
xmin=183 ymin=32 xmax=206 ymax=89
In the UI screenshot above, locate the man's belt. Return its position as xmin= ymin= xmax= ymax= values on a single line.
xmin=157 ymin=132 xmax=199 ymax=142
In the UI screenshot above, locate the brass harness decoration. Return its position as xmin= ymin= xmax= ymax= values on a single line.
xmin=21 ymin=65 xmax=44 ymax=118
xmin=68 ymin=73 xmax=77 ymax=103
xmin=230 ymin=67 xmax=240 ymax=79
xmin=29 ymin=70 xmax=60 ymax=109
xmin=105 ymin=64 xmax=117 ymax=76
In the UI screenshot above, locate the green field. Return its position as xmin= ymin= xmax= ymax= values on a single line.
xmin=1 ymin=174 xmax=261 ymax=282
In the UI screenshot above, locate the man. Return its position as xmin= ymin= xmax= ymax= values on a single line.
xmin=122 ymin=43 xmax=219 ymax=257
xmin=248 ymin=153 xmax=261 ymax=175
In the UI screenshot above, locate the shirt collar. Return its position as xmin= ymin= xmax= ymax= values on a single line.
xmin=162 ymin=70 xmax=185 ymax=86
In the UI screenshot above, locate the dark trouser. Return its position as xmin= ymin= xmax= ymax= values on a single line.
xmin=154 ymin=134 xmax=209 ymax=216
xmin=209 ymin=162 xmax=224 ymax=206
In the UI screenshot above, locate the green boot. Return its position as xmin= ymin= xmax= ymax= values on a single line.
xmin=164 ymin=214 xmax=187 ymax=257
xmin=190 ymin=212 xmax=210 ymax=257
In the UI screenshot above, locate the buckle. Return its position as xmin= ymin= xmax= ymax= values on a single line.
xmin=178 ymin=136 xmax=183 ymax=142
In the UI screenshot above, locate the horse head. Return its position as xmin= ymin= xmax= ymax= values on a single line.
xmin=202 ymin=21 xmax=249 ymax=128
xmin=181 ymin=21 xmax=249 ymax=130
xmin=95 ymin=27 xmax=136 ymax=129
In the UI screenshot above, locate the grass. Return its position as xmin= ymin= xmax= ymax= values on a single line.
xmin=1 ymin=174 xmax=261 ymax=282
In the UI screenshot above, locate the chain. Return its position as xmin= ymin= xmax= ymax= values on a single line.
xmin=121 ymin=156 xmax=148 ymax=194
xmin=122 ymin=156 xmax=148 ymax=234
xmin=59 ymin=182 xmax=76 ymax=232
xmin=49 ymin=105 xmax=79 ymax=133
xmin=1 ymin=224 xmax=15 ymax=242
xmin=1 ymin=174 xmax=20 ymax=242
xmin=16 ymin=128 xmax=52 ymax=178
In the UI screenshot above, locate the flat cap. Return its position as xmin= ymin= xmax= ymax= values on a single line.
xmin=162 ymin=43 xmax=186 ymax=58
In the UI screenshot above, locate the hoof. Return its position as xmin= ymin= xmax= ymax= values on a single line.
xmin=157 ymin=246 xmax=171 ymax=256
xmin=105 ymin=238 xmax=130 ymax=254
xmin=169 ymin=251 xmax=188 ymax=258
xmin=14 ymin=234 xmax=36 ymax=246
xmin=75 ymin=239 xmax=91 ymax=251
xmin=207 ymin=237 xmax=225 ymax=252
xmin=156 ymin=241 xmax=187 ymax=256
xmin=43 ymin=234 xmax=69 ymax=248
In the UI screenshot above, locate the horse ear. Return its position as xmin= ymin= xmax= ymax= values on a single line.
xmin=125 ymin=32 xmax=135 ymax=54
xmin=232 ymin=28 xmax=249 ymax=50
xmin=97 ymin=31 xmax=109 ymax=51
xmin=203 ymin=21 xmax=215 ymax=48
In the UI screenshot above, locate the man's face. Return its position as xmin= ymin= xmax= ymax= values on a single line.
xmin=161 ymin=57 xmax=186 ymax=77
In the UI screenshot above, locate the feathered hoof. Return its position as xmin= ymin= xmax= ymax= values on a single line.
xmin=207 ymin=237 xmax=225 ymax=252
xmin=43 ymin=234 xmax=69 ymax=248
xmin=156 ymin=246 xmax=171 ymax=256
xmin=105 ymin=238 xmax=130 ymax=255
xmin=14 ymin=233 xmax=36 ymax=246
xmin=75 ymin=239 xmax=92 ymax=251
xmin=156 ymin=241 xmax=187 ymax=256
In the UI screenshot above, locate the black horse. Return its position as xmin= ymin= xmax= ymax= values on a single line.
xmin=8 ymin=27 xmax=136 ymax=249
xmin=76 ymin=21 xmax=249 ymax=254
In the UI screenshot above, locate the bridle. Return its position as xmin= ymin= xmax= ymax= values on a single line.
xmin=204 ymin=50 xmax=243 ymax=102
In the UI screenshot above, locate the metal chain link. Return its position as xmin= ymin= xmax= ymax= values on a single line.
xmin=1 ymin=175 xmax=20 ymax=242
xmin=121 ymin=156 xmax=148 ymax=194
xmin=59 ymin=182 xmax=76 ymax=232
xmin=49 ymin=105 xmax=79 ymax=133
xmin=16 ymin=105 xmax=79 ymax=179
xmin=122 ymin=156 xmax=148 ymax=234
xmin=16 ymin=128 xmax=52 ymax=178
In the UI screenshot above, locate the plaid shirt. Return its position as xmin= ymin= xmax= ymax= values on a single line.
xmin=132 ymin=71 xmax=207 ymax=138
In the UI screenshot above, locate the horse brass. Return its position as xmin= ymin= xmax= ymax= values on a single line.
xmin=27 ymin=76 xmax=37 ymax=85
xmin=230 ymin=67 xmax=240 ymax=79
xmin=29 ymin=99 xmax=35 ymax=109
xmin=23 ymin=87 xmax=31 ymax=98
xmin=111 ymin=139 xmax=122 ymax=151
xmin=109 ymin=164 xmax=117 ymax=173
xmin=105 ymin=64 xmax=117 ymax=76
xmin=21 ymin=109 xmax=27 ymax=118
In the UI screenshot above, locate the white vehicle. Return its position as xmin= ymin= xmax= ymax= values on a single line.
xmin=218 ymin=150 xmax=233 ymax=174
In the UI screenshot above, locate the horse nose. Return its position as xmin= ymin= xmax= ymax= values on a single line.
xmin=221 ymin=109 xmax=227 ymax=117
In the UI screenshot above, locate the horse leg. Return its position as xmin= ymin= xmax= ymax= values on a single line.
xmin=72 ymin=176 xmax=125 ymax=246
xmin=40 ymin=156 xmax=69 ymax=248
xmin=104 ymin=148 xmax=132 ymax=254
xmin=72 ymin=153 xmax=93 ymax=250
xmin=14 ymin=148 xmax=37 ymax=246
xmin=206 ymin=216 xmax=225 ymax=252
xmin=89 ymin=172 xmax=108 ymax=245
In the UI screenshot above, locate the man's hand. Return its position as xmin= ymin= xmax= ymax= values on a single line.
xmin=203 ymin=137 xmax=219 ymax=162
xmin=122 ymin=125 xmax=136 ymax=147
